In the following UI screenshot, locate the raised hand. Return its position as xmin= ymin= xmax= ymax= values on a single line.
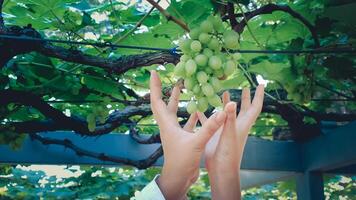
xmin=149 ymin=71 xmax=227 ymax=200
xmin=198 ymin=85 xmax=265 ymax=200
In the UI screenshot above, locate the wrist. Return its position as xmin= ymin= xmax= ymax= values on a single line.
xmin=156 ymin=167 xmax=191 ymax=200
xmin=209 ymin=171 xmax=241 ymax=200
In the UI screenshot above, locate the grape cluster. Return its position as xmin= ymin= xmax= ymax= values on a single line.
xmin=174 ymin=15 xmax=241 ymax=113
xmin=86 ymin=98 xmax=111 ymax=132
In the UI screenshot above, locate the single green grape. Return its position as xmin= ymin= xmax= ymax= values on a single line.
xmin=185 ymin=59 xmax=197 ymax=76
xmin=187 ymin=101 xmax=198 ymax=114
xmin=213 ymin=69 xmax=225 ymax=79
xmin=207 ymin=15 xmax=224 ymax=32
xmin=197 ymin=97 xmax=209 ymax=112
xmin=209 ymin=56 xmax=222 ymax=69
xmin=208 ymin=38 xmax=221 ymax=51
xmin=232 ymin=52 xmax=242 ymax=61
xmin=197 ymin=71 xmax=209 ymax=83
xmin=194 ymin=54 xmax=208 ymax=66
xmin=193 ymin=84 xmax=202 ymax=95
xmin=179 ymin=39 xmax=192 ymax=54
xmin=174 ymin=62 xmax=186 ymax=77
xmin=223 ymin=60 xmax=236 ymax=76
xmin=204 ymin=67 xmax=213 ymax=75
xmin=210 ymin=77 xmax=222 ymax=92
xmin=208 ymin=94 xmax=222 ymax=107
xmin=223 ymin=30 xmax=240 ymax=50
xmin=202 ymin=83 xmax=215 ymax=97
xmin=200 ymin=20 xmax=214 ymax=33
xmin=180 ymin=54 xmax=191 ymax=62
xmin=198 ymin=32 xmax=211 ymax=44
xmin=190 ymin=40 xmax=202 ymax=52
xmin=189 ymin=28 xmax=201 ymax=39
xmin=184 ymin=78 xmax=197 ymax=90
xmin=203 ymin=48 xmax=213 ymax=57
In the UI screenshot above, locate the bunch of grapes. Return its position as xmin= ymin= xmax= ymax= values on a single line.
xmin=86 ymin=98 xmax=111 ymax=132
xmin=174 ymin=15 xmax=241 ymax=113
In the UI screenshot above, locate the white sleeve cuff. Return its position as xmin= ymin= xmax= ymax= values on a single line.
xmin=131 ymin=175 xmax=166 ymax=200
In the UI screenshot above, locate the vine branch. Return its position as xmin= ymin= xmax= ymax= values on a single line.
xmin=129 ymin=127 xmax=161 ymax=144
xmin=0 ymin=26 xmax=179 ymax=71
xmin=226 ymin=3 xmax=320 ymax=47
xmin=146 ymin=0 xmax=189 ymax=32
xmin=0 ymin=0 xmax=4 ymax=32
xmin=30 ymin=133 xmax=163 ymax=169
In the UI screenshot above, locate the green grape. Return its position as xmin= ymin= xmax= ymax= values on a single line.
xmin=194 ymin=54 xmax=208 ymax=66
xmin=202 ymin=83 xmax=215 ymax=97
xmin=210 ymin=77 xmax=222 ymax=92
xmin=208 ymin=94 xmax=222 ymax=107
xmin=203 ymin=48 xmax=213 ymax=57
xmin=190 ymin=40 xmax=202 ymax=52
xmin=209 ymin=56 xmax=222 ymax=69
xmin=193 ymin=84 xmax=202 ymax=95
xmin=179 ymin=39 xmax=192 ymax=54
xmin=207 ymin=15 xmax=224 ymax=32
xmin=223 ymin=60 xmax=236 ymax=76
xmin=87 ymin=114 xmax=96 ymax=132
xmin=200 ymin=20 xmax=214 ymax=33
xmin=197 ymin=97 xmax=209 ymax=112
xmin=165 ymin=63 xmax=175 ymax=69
xmin=208 ymin=38 xmax=220 ymax=51
xmin=223 ymin=30 xmax=239 ymax=50
xmin=189 ymin=28 xmax=201 ymax=39
xmin=197 ymin=71 xmax=208 ymax=83
xmin=185 ymin=59 xmax=197 ymax=76
xmin=184 ymin=78 xmax=197 ymax=90
xmin=199 ymin=33 xmax=211 ymax=44
xmin=180 ymin=55 xmax=191 ymax=62
xmin=232 ymin=52 xmax=241 ymax=61
xmin=204 ymin=67 xmax=213 ymax=75
xmin=187 ymin=101 xmax=198 ymax=114
xmin=213 ymin=69 xmax=225 ymax=79
xmin=174 ymin=62 xmax=186 ymax=77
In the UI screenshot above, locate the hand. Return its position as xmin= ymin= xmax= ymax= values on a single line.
xmin=149 ymin=71 xmax=227 ymax=200
xmin=198 ymin=85 xmax=265 ymax=200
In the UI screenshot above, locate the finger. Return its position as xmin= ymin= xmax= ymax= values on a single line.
xmin=251 ymin=84 xmax=265 ymax=113
xmin=195 ymin=111 xmax=226 ymax=146
xmin=167 ymin=86 xmax=181 ymax=113
xmin=183 ymin=112 xmax=198 ymax=132
xmin=240 ymin=88 xmax=251 ymax=114
xmin=222 ymin=91 xmax=231 ymax=108
xmin=221 ymin=102 xmax=237 ymax=136
xmin=246 ymin=84 xmax=265 ymax=121
xmin=150 ymin=71 xmax=166 ymax=112
xmin=197 ymin=112 xmax=208 ymax=125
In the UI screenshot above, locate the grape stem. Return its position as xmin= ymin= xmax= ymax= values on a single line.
xmin=235 ymin=3 xmax=264 ymax=49
xmin=146 ymin=0 xmax=190 ymax=32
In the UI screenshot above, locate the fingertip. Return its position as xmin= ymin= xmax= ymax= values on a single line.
xmin=215 ymin=111 xmax=227 ymax=124
xmin=225 ymin=102 xmax=237 ymax=113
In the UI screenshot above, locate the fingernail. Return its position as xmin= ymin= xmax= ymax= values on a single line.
xmin=228 ymin=102 xmax=237 ymax=112
xmin=216 ymin=111 xmax=226 ymax=123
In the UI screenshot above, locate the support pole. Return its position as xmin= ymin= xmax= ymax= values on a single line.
xmin=296 ymin=171 xmax=324 ymax=200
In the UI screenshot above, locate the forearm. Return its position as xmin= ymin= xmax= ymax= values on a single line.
xmin=209 ymin=171 xmax=241 ymax=200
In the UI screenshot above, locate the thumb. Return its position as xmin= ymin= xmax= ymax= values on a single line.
xmin=195 ymin=111 xmax=226 ymax=147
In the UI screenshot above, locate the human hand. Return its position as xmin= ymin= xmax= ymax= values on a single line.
xmin=150 ymin=71 xmax=227 ymax=200
xmin=198 ymin=86 xmax=265 ymax=200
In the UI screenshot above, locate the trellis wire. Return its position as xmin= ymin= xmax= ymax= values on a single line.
xmin=43 ymin=98 xmax=356 ymax=104
xmin=1 ymin=34 xmax=356 ymax=55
